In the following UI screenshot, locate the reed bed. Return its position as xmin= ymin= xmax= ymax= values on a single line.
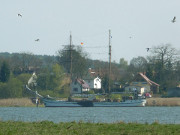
xmin=1 ymin=97 xmax=180 ymax=107
xmin=0 ymin=98 xmax=35 ymax=107
xmin=146 ymin=97 xmax=180 ymax=106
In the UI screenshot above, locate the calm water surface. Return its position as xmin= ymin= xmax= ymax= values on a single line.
xmin=0 ymin=107 xmax=180 ymax=124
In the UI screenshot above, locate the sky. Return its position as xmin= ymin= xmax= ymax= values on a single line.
xmin=1 ymin=0 xmax=180 ymax=63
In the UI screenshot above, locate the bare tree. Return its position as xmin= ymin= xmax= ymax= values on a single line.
xmin=129 ymin=56 xmax=147 ymax=73
xmin=150 ymin=44 xmax=177 ymax=70
xmin=147 ymin=44 xmax=180 ymax=91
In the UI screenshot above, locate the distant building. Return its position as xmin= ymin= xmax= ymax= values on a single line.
xmin=125 ymin=72 xmax=160 ymax=94
xmin=84 ymin=68 xmax=101 ymax=90
xmin=125 ymin=85 xmax=145 ymax=96
xmin=71 ymin=78 xmax=90 ymax=94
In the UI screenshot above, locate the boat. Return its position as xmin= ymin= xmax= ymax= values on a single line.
xmin=43 ymin=98 xmax=146 ymax=107
xmin=42 ymin=98 xmax=93 ymax=107
xmin=26 ymin=85 xmax=146 ymax=107
xmin=26 ymin=31 xmax=146 ymax=107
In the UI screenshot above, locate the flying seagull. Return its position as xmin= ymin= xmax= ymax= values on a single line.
xmin=18 ymin=14 xmax=22 ymax=17
xmin=35 ymin=39 xmax=40 ymax=42
xmin=172 ymin=16 xmax=176 ymax=23
xmin=146 ymin=48 xmax=150 ymax=52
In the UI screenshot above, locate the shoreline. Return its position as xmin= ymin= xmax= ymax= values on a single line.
xmin=0 ymin=97 xmax=180 ymax=107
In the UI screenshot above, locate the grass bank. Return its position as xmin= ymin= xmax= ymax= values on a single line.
xmin=0 ymin=98 xmax=38 ymax=107
xmin=0 ymin=121 xmax=180 ymax=135
xmin=146 ymin=97 xmax=180 ymax=106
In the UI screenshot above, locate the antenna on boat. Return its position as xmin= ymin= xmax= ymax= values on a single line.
xmin=108 ymin=29 xmax=112 ymax=94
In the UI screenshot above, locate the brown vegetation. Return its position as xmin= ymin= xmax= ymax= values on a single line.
xmin=1 ymin=97 xmax=180 ymax=107
xmin=146 ymin=97 xmax=180 ymax=106
xmin=0 ymin=98 xmax=35 ymax=107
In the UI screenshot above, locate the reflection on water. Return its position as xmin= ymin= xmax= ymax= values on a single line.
xmin=0 ymin=107 xmax=180 ymax=124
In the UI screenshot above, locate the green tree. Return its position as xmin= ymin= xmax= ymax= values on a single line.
xmin=0 ymin=77 xmax=23 ymax=98
xmin=37 ymin=72 xmax=50 ymax=90
xmin=0 ymin=61 xmax=10 ymax=82
xmin=17 ymin=73 xmax=32 ymax=96
xmin=7 ymin=77 xmax=23 ymax=98
xmin=119 ymin=58 xmax=128 ymax=69
xmin=0 ymin=82 xmax=7 ymax=98
xmin=56 ymin=45 xmax=88 ymax=78
xmin=51 ymin=63 xmax=65 ymax=91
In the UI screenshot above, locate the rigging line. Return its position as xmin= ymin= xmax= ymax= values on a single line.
xmin=88 ymin=52 xmax=108 ymax=54
xmin=60 ymin=45 xmax=108 ymax=49
xmin=74 ymin=45 xmax=108 ymax=48
xmin=73 ymin=31 xmax=108 ymax=39
xmin=82 ymin=46 xmax=108 ymax=48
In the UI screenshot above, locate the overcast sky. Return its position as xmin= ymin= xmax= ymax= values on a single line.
xmin=1 ymin=0 xmax=180 ymax=63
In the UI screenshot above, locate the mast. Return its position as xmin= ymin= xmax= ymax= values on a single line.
xmin=69 ymin=32 xmax=73 ymax=98
xmin=108 ymin=29 xmax=111 ymax=94
xmin=70 ymin=32 xmax=72 ymax=80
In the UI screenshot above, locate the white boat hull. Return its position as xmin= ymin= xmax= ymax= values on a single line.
xmin=93 ymin=99 xmax=146 ymax=107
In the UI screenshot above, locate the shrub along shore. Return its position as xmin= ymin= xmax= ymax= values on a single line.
xmin=0 ymin=121 xmax=180 ymax=135
xmin=0 ymin=97 xmax=180 ymax=107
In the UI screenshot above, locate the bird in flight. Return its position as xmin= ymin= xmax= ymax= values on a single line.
xmin=18 ymin=14 xmax=22 ymax=17
xmin=146 ymin=48 xmax=150 ymax=52
xmin=35 ymin=39 xmax=40 ymax=42
xmin=171 ymin=16 xmax=176 ymax=23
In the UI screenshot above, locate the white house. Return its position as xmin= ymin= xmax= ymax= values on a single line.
xmin=83 ymin=68 xmax=101 ymax=90
xmin=84 ymin=77 xmax=101 ymax=90
xmin=125 ymin=85 xmax=145 ymax=96
xmin=124 ymin=72 xmax=160 ymax=95
xmin=71 ymin=78 xmax=90 ymax=94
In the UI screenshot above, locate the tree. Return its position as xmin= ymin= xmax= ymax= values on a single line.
xmin=0 ymin=61 xmax=10 ymax=82
xmin=147 ymin=44 xmax=179 ymax=92
xmin=7 ymin=77 xmax=23 ymax=98
xmin=0 ymin=77 xmax=23 ymax=98
xmin=10 ymin=52 xmax=43 ymax=74
xmin=17 ymin=73 xmax=32 ymax=96
xmin=119 ymin=58 xmax=128 ymax=69
xmin=56 ymin=45 xmax=88 ymax=78
xmin=51 ymin=64 xmax=65 ymax=91
xmin=129 ymin=56 xmax=147 ymax=74
xmin=150 ymin=44 xmax=177 ymax=71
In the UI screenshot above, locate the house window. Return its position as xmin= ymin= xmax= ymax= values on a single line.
xmin=73 ymin=88 xmax=78 ymax=92
xmin=142 ymin=82 xmax=147 ymax=84
xmin=132 ymin=82 xmax=138 ymax=84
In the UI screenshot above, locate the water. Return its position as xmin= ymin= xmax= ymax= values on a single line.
xmin=0 ymin=107 xmax=180 ymax=124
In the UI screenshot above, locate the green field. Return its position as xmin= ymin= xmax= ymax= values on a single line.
xmin=0 ymin=121 xmax=180 ymax=135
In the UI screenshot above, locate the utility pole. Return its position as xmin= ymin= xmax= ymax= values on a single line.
xmin=108 ymin=29 xmax=111 ymax=94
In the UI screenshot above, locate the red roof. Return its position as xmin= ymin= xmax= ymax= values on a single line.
xmin=139 ymin=72 xmax=160 ymax=86
xmin=77 ymin=79 xmax=90 ymax=89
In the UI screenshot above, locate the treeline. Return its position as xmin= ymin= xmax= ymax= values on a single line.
xmin=0 ymin=43 xmax=180 ymax=99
